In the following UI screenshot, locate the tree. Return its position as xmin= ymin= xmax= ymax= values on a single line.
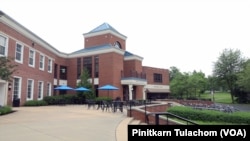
xmin=212 ymin=48 xmax=245 ymax=103
xmin=237 ymin=59 xmax=250 ymax=92
xmin=187 ymin=71 xmax=206 ymax=98
xmin=0 ymin=57 xmax=17 ymax=81
xmin=169 ymin=66 xmax=180 ymax=81
xmin=170 ymin=72 xmax=189 ymax=98
xmin=77 ymin=68 xmax=95 ymax=100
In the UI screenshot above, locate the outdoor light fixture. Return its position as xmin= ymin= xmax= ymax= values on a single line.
xmin=8 ymin=83 xmax=12 ymax=91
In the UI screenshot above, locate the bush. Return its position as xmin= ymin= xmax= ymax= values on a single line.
xmin=43 ymin=94 xmax=86 ymax=105
xmin=23 ymin=100 xmax=48 ymax=106
xmin=167 ymin=106 xmax=250 ymax=124
xmin=95 ymin=96 xmax=112 ymax=102
xmin=0 ymin=106 xmax=12 ymax=115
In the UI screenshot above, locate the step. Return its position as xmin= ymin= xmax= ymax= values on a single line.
xmin=116 ymin=117 xmax=133 ymax=141
xmin=140 ymin=122 xmax=147 ymax=125
xmin=129 ymin=119 xmax=141 ymax=125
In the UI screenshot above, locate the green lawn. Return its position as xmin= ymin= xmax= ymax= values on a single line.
xmin=200 ymin=92 xmax=234 ymax=104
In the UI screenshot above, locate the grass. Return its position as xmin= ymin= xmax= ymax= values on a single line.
xmin=200 ymin=92 xmax=234 ymax=104
xmin=168 ymin=92 xmax=250 ymax=125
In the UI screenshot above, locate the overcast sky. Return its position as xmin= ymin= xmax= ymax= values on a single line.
xmin=1 ymin=0 xmax=250 ymax=76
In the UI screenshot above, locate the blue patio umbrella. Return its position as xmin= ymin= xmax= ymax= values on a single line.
xmin=74 ymin=87 xmax=90 ymax=91
xmin=98 ymin=84 xmax=119 ymax=98
xmin=54 ymin=85 xmax=74 ymax=90
xmin=54 ymin=85 xmax=74 ymax=95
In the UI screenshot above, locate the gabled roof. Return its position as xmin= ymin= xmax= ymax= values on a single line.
xmin=85 ymin=22 xmax=127 ymax=39
xmin=89 ymin=22 xmax=119 ymax=33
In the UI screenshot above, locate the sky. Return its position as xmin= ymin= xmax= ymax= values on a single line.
xmin=1 ymin=0 xmax=250 ymax=76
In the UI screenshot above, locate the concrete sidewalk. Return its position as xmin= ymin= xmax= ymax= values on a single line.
xmin=0 ymin=105 xmax=131 ymax=141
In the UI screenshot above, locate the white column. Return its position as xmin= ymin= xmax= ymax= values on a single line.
xmin=128 ymin=84 xmax=133 ymax=100
xmin=0 ymin=80 xmax=8 ymax=106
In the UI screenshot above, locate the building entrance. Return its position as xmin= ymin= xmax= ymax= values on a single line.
xmin=0 ymin=82 xmax=7 ymax=106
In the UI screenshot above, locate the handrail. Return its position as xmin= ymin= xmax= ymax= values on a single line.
xmin=146 ymin=112 xmax=198 ymax=125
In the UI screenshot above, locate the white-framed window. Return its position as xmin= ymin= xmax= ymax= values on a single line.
xmin=38 ymin=81 xmax=44 ymax=100
xmin=0 ymin=34 xmax=8 ymax=56
xmin=46 ymin=82 xmax=51 ymax=96
xmin=15 ymin=42 xmax=23 ymax=63
xmin=29 ymin=49 xmax=35 ymax=67
xmin=13 ymin=76 xmax=22 ymax=100
xmin=48 ymin=58 xmax=52 ymax=73
xmin=39 ymin=54 xmax=44 ymax=70
xmin=27 ymin=79 xmax=34 ymax=100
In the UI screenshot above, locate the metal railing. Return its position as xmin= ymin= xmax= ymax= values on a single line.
xmin=146 ymin=112 xmax=198 ymax=125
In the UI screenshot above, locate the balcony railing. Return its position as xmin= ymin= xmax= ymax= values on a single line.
xmin=121 ymin=70 xmax=146 ymax=79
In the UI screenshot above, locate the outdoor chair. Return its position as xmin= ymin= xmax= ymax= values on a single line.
xmin=101 ymin=101 xmax=112 ymax=112
xmin=86 ymin=99 xmax=96 ymax=109
xmin=113 ymin=101 xmax=123 ymax=113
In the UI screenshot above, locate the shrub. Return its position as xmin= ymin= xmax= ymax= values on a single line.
xmin=167 ymin=106 xmax=250 ymax=124
xmin=95 ymin=96 xmax=112 ymax=102
xmin=0 ymin=106 xmax=12 ymax=115
xmin=23 ymin=100 xmax=48 ymax=106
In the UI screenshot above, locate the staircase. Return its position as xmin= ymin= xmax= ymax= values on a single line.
xmin=116 ymin=117 xmax=147 ymax=141
xmin=129 ymin=118 xmax=147 ymax=125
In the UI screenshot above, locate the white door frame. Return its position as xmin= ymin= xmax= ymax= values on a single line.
xmin=0 ymin=80 xmax=8 ymax=106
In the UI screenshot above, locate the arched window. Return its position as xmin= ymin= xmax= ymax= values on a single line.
xmin=114 ymin=41 xmax=122 ymax=49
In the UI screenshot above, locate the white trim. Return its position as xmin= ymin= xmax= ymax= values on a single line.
xmin=48 ymin=58 xmax=52 ymax=73
xmin=124 ymin=55 xmax=143 ymax=61
xmin=59 ymin=80 xmax=67 ymax=85
xmin=0 ymin=33 xmax=8 ymax=57
xmin=12 ymin=76 xmax=22 ymax=101
xmin=0 ymin=15 xmax=67 ymax=58
xmin=38 ymin=81 xmax=44 ymax=100
xmin=121 ymin=79 xmax=147 ymax=85
xmin=53 ymin=79 xmax=58 ymax=85
xmin=68 ymin=46 xmax=124 ymax=58
xmin=26 ymin=79 xmax=34 ymax=100
xmin=28 ymin=49 xmax=35 ymax=68
xmin=0 ymin=31 xmax=56 ymax=61
xmin=46 ymin=82 xmax=52 ymax=96
xmin=15 ymin=42 xmax=24 ymax=64
xmin=39 ymin=54 xmax=45 ymax=71
xmin=0 ymin=80 xmax=8 ymax=106
xmin=145 ymin=84 xmax=170 ymax=90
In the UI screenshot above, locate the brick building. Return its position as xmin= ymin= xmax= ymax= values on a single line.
xmin=0 ymin=11 xmax=170 ymax=106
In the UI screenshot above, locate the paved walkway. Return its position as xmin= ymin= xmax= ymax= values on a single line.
xmin=0 ymin=105 xmax=130 ymax=141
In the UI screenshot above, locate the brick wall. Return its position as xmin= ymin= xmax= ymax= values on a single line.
xmin=85 ymin=33 xmax=126 ymax=50
xmin=143 ymin=66 xmax=169 ymax=85
xmin=127 ymin=103 xmax=178 ymax=125
xmin=98 ymin=52 xmax=124 ymax=99
xmin=1 ymin=21 xmax=68 ymax=105
xmin=126 ymin=100 xmax=212 ymax=125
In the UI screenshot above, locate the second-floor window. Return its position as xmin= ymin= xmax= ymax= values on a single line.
xmin=15 ymin=43 xmax=23 ymax=63
xmin=94 ymin=56 xmax=99 ymax=77
xmin=29 ymin=49 xmax=35 ymax=67
xmin=0 ymin=35 xmax=7 ymax=56
xmin=54 ymin=64 xmax=58 ymax=78
xmin=77 ymin=58 xmax=81 ymax=79
xmin=60 ymin=66 xmax=67 ymax=80
xmin=154 ymin=73 xmax=162 ymax=83
xmin=83 ymin=57 xmax=92 ymax=77
xmin=39 ymin=54 xmax=44 ymax=70
xmin=48 ymin=59 xmax=52 ymax=73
